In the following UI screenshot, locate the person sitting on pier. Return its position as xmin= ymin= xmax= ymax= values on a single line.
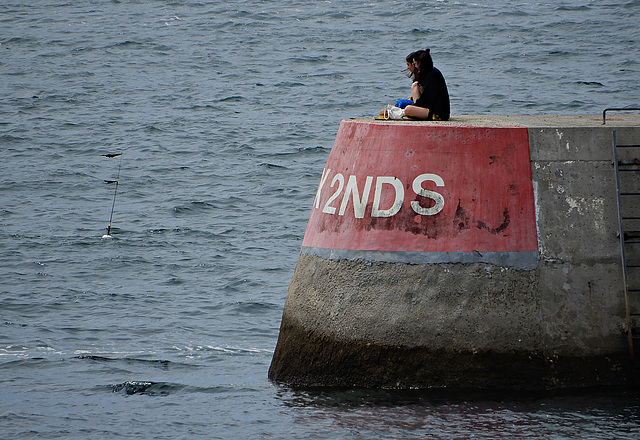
xmin=383 ymin=49 xmax=450 ymax=121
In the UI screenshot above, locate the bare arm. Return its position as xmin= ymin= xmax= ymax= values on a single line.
xmin=411 ymin=81 xmax=422 ymax=102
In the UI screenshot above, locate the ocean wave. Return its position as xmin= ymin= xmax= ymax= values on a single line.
xmin=110 ymin=380 xmax=183 ymax=395
xmin=257 ymin=162 xmax=289 ymax=170
xmin=108 ymin=380 xmax=255 ymax=396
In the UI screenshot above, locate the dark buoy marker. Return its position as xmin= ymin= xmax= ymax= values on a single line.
xmin=102 ymin=151 xmax=123 ymax=239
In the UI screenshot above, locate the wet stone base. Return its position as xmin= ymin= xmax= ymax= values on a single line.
xmin=268 ymin=317 xmax=632 ymax=390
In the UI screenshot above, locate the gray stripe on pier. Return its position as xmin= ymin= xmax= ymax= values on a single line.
xmin=301 ymin=246 xmax=539 ymax=270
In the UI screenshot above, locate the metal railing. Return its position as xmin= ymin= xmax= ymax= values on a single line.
xmin=603 ymin=107 xmax=640 ymax=125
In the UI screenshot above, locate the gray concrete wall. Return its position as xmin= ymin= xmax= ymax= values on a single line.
xmin=529 ymin=127 xmax=628 ymax=359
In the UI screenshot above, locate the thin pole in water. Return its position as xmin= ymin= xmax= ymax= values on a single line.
xmin=102 ymin=151 xmax=123 ymax=238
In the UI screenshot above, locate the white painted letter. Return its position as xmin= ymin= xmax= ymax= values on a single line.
xmin=411 ymin=173 xmax=445 ymax=215
xmin=372 ymin=176 xmax=404 ymax=217
xmin=339 ymin=175 xmax=373 ymax=218
xmin=322 ymin=173 xmax=344 ymax=214
xmin=314 ymin=168 xmax=331 ymax=209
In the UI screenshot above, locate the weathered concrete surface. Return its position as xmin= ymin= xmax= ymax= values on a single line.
xmin=270 ymin=254 xmax=628 ymax=389
xmin=358 ymin=113 xmax=639 ymax=128
xmin=269 ymin=114 xmax=640 ymax=389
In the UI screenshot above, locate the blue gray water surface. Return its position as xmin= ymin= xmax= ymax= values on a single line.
xmin=1 ymin=1 xmax=640 ymax=438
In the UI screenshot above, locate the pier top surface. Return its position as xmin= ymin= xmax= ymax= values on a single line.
xmin=356 ymin=113 xmax=640 ymax=128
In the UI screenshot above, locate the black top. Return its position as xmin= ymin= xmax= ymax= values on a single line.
xmin=414 ymin=67 xmax=450 ymax=121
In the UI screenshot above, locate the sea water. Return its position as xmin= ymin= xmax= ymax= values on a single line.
xmin=1 ymin=1 xmax=639 ymax=438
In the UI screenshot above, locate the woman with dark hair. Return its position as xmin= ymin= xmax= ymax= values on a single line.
xmin=402 ymin=49 xmax=450 ymax=121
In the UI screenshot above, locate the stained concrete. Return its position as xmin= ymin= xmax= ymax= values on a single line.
xmin=269 ymin=113 xmax=640 ymax=389
xmin=361 ymin=113 xmax=639 ymax=129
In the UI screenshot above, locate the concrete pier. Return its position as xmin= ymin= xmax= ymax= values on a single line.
xmin=269 ymin=114 xmax=640 ymax=390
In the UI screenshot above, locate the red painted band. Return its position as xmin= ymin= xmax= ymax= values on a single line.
xmin=302 ymin=120 xmax=538 ymax=255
